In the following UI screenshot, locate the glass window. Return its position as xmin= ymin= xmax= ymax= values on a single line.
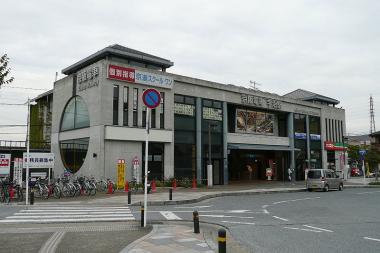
xmin=60 ymin=138 xmax=89 ymax=174
xmin=203 ymin=99 xmax=212 ymax=107
xmin=123 ymin=87 xmax=128 ymax=126
xmin=185 ymin=97 xmax=195 ymax=105
xmin=309 ymin=116 xmax=321 ymax=135
xmin=133 ymin=88 xmax=138 ymax=126
xmin=294 ymin=113 xmax=306 ymax=133
xmin=61 ymin=96 xmax=89 ymax=131
xmin=113 ymin=85 xmax=119 ymax=125
xmin=213 ymin=101 xmax=222 ymax=109
xmin=174 ymin=94 xmax=184 ymax=103
xmin=160 ymin=92 xmax=165 ymax=129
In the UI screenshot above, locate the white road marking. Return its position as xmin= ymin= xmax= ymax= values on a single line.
xmin=272 ymin=216 xmax=288 ymax=221
xmin=0 ymin=217 xmax=135 ymax=223
xmin=272 ymin=197 xmax=320 ymax=205
xmin=197 ymin=242 xmax=209 ymax=247
xmin=177 ymin=238 xmax=199 ymax=242
xmin=39 ymin=231 xmax=65 ymax=253
xmin=221 ymin=221 xmax=255 ymax=225
xmin=200 ymin=214 xmax=254 ymax=219
xmin=263 ymin=209 xmax=269 ymax=214
xmin=7 ymin=214 xmax=134 ymax=219
xmin=16 ymin=211 xmax=132 ymax=215
xmin=228 ymin=210 xmax=251 ymax=213
xmin=303 ymin=225 xmax=333 ymax=232
xmin=284 ymin=227 xmax=322 ymax=233
xmin=174 ymin=206 xmax=212 ymax=209
xmin=159 ymin=211 xmax=182 ymax=220
xmin=262 ymin=205 xmax=269 ymax=209
xmin=364 ymin=237 xmax=380 ymax=242
xmin=21 ymin=208 xmax=131 ymax=212
xmin=151 ymin=235 xmax=174 ymax=240
xmin=356 ymin=191 xmax=380 ymax=195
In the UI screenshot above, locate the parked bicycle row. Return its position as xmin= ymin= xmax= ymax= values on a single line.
xmin=0 ymin=176 xmax=117 ymax=203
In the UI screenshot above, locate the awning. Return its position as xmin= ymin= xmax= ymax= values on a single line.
xmin=228 ymin=143 xmax=300 ymax=151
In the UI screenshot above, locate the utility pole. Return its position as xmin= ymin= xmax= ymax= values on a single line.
xmin=370 ymin=95 xmax=376 ymax=134
xmin=249 ymin=80 xmax=261 ymax=90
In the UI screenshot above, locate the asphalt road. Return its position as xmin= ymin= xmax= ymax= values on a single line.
xmin=132 ymin=188 xmax=380 ymax=253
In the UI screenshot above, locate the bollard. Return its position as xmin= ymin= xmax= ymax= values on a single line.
xmin=192 ymin=178 xmax=197 ymax=189
xmin=218 ymin=229 xmax=226 ymax=253
xmin=151 ymin=179 xmax=156 ymax=193
xmin=128 ymin=191 xmax=131 ymax=205
xmin=140 ymin=206 xmax=144 ymax=227
xmin=125 ymin=181 xmax=129 ymax=192
xmin=30 ymin=191 xmax=34 ymax=205
xmin=172 ymin=179 xmax=177 ymax=190
xmin=169 ymin=188 xmax=173 ymax=201
xmin=193 ymin=211 xmax=200 ymax=234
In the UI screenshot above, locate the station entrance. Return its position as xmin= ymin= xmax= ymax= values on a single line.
xmin=228 ymin=149 xmax=290 ymax=182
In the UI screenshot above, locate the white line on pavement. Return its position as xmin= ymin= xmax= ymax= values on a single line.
xmin=303 ymin=225 xmax=333 ymax=232
xmin=263 ymin=209 xmax=269 ymax=214
xmin=272 ymin=216 xmax=288 ymax=221
xmin=7 ymin=214 xmax=134 ymax=219
xmin=15 ymin=211 xmax=132 ymax=215
xmin=159 ymin=211 xmax=182 ymax=220
xmin=272 ymin=197 xmax=320 ymax=205
xmin=283 ymin=227 xmax=322 ymax=233
xmin=39 ymin=231 xmax=65 ymax=253
xmin=356 ymin=191 xmax=380 ymax=195
xmin=174 ymin=206 xmax=212 ymax=209
xmin=227 ymin=210 xmax=251 ymax=213
xmin=20 ymin=208 xmax=131 ymax=212
xmin=0 ymin=217 xmax=135 ymax=223
xmin=200 ymin=215 xmax=255 ymax=219
xmin=364 ymin=237 xmax=380 ymax=242
xmin=221 ymin=221 xmax=255 ymax=225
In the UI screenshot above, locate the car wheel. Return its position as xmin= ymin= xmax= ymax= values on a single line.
xmin=307 ymin=188 xmax=312 ymax=192
xmin=339 ymin=184 xmax=343 ymax=191
xmin=323 ymin=184 xmax=329 ymax=192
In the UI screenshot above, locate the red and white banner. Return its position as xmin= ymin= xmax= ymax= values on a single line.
xmin=108 ymin=64 xmax=173 ymax=89
xmin=0 ymin=154 xmax=11 ymax=176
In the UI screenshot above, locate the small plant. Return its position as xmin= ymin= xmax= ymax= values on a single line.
xmin=369 ymin=181 xmax=380 ymax=185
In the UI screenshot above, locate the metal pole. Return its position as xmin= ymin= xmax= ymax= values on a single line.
xmin=143 ymin=108 xmax=150 ymax=227
xmin=363 ymin=158 xmax=366 ymax=184
xmin=208 ymin=122 xmax=211 ymax=166
xmin=25 ymin=98 xmax=31 ymax=206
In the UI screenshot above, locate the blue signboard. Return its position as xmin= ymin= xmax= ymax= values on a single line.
xmin=295 ymin=132 xmax=307 ymax=140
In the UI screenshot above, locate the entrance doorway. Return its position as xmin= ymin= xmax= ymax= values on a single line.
xmin=204 ymin=159 xmax=223 ymax=185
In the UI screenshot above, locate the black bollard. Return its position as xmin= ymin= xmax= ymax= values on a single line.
xmin=218 ymin=229 xmax=226 ymax=253
xmin=169 ymin=188 xmax=173 ymax=201
xmin=193 ymin=211 xmax=200 ymax=233
xmin=128 ymin=191 xmax=131 ymax=205
xmin=30 ymin=191 xmax=34 ymax=205
xmin=140 ymin=206 xmax=144 ymax=227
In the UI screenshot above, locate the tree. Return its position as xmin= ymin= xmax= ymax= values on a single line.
xmin=347 ymin=145 xmax=360 ymax=164
xmin=0 ymin=54 xmax=14 ymax=87
xmin=365 ymin=146 xmax=380 ymax=181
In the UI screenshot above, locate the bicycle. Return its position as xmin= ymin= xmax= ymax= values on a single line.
xmin=32 ymin=177 xmax=49 ymax=199
xmin=0 ymin=178 xmax=11 ymax=203
xmin=11 ymin=180 xmax=23 ymax=202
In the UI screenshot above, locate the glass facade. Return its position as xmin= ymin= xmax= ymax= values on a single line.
xmin=61 ymin=96 xmax=89 ymax=131
xmin=294 ymin=114 xmax=307 ymax=180
xmin=174 ymin=94 xmax=196 ymax=180
xmin=60 ymin=138 xmax=89 ymax=174
xmin=133 ymin=88 xmax=138 ymax=126
xmin=160 ymin=92 xmax=165 ymax=129
xmin=123 ymin=87 xmax=128 ymax=126
xmin=309 ymin=116 xmax=322 ymax=168
xmin=113 ymin=85 xmax=119 ymax=125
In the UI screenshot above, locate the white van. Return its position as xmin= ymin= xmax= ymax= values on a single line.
xmin=306 ymin=169 xmax=343 ymax=192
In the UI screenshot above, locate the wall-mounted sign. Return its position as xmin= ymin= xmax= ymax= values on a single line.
xmin=236 ymin=109 xmax=274 ymax=134
xmin=23 ymin=153 xmax=54 ymax=168
xmin=77 ymin=66 xmax=100 ymax=92
xmin=295 ymin=132 xmax=307 ymax=140
xmin=241 ymin=94 xmax=282 ymax=110
xmin=324 ymin=141 xmax=347 ymax=151
xmin=203 ymin=107 xmax=222 ymax=121
xmin=310 ymin=134 xmax=321 ymax=141
xmin=108 ymin=64 xmax=173 ymax=89
xmin=174 ymin=103 xmax=195 ymax=116
xmin=0 ymin=154 xmax=11 ymax=177
xmin=294 ymin=108 xmax=320 ymax=116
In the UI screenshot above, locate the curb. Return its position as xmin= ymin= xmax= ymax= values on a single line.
xmin=129 ymin=184 xmax=380 ymax=207
xmin=119 ymin=224 xmax=155 ymax=253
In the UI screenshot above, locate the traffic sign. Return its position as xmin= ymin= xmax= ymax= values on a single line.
xmin=359 ymin=150 xmax=367 ymax=156
xmin=142 ymin=89 xmax=161 ymax=109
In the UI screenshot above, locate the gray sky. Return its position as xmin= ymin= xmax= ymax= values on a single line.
xmin=1 ymin=0 xmax=379 ymax=140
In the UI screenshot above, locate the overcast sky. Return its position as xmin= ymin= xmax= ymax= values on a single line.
xmin=1 ymin=0 xmax=379 ymax=140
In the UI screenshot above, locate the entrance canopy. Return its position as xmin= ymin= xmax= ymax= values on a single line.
xmin=228 ymin=143 xmax=300 ymax=151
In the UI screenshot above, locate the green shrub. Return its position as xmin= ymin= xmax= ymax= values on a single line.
xmin=369 ymin=181 xmax=380 ymax=185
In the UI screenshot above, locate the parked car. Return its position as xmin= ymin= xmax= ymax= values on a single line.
xmin=306 ymin=169 xmax=343 ymax=192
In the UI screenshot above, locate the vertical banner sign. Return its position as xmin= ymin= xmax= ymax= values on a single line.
xmin=0 ymin=154 xmax=11 ymax=177
xmin=133 ymin=156 xmax=140 ymax=184
xmin=13 ymin=158 xmax=23 ymax=185
xmin=117 ymin=159 xmax=125 ymax=189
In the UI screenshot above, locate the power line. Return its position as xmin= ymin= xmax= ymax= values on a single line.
xmin=0 ymin=103 xmax=26 ymax=106
xmin=0 ymin=133 xmax=27 ymax=134
xmin=0 ymin=86 xmax=49 ymax=91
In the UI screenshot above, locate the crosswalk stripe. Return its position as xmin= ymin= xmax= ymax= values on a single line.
xmin=0 ymin=206 xmax=135 ymax=223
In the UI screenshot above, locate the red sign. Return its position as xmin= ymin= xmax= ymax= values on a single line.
xmin=324 ymin=141 xmax=346 ymax=151
xmin=133 ymin=156 xmax=139 ymax=166
xmin=108 ymin=65 xmax=135 ymax=82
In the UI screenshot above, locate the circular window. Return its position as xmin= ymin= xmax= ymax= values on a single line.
xmin=61 ymin=96 xmax=89 ymax=131
xmin=60 ymin=138 xmax=89 ymax=174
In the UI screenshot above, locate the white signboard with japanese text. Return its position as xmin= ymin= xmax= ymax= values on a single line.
xmin=13 ymin=158 xmax=23 ymax=185
xmin=23 ymin=153 xmax=55 ymax=169
xmin=0 ymin=154 xmax=11 ymax=176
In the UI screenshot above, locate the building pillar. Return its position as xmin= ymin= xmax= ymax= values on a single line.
xmin=223 ymin=101 xmax=228 ymax=185
xmin=287 ymin=112 xmax=295 ymax=172
xmin=196 ymin=97 xmax=202 ymax=183
xmin=306 ymin=115 xmax=311 ymax=169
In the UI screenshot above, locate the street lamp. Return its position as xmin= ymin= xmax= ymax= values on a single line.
xmin=207 ymin=122 xmax=217 ymax=187
xmin=25 ymin=97 xmax=37 ymax=205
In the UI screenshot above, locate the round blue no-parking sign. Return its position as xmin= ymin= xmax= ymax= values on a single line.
xmin=142 ymin=89 xmax=161 ymax=109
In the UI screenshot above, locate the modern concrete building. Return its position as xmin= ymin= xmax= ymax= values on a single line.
xmin=34 ymin=44 xmax=347 ymax=184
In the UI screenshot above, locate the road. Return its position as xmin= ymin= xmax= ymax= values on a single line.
xmin=130 ymin=188 xmax=380 ymax=253
xmin=0 ymin=188 xmax=379 ymax=252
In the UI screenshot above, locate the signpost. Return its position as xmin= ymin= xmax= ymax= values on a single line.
xmin=133 ymin=156 xmax=140 ymax=184
xmin=0 ymin=154 xmax=11 ymax=177
xmin=142 ymin=88 xmax=161 ymax=227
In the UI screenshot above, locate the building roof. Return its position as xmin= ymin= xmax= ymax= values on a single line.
xmin=370 ymin=131 xmax=380 ymax=137
xmin=31 ymin=89 xmax=53 ymax=102
xmin=62 ymin=44 xmax=174 ymax=75
xmin=283 ymin=89 xmax=340 ymax=105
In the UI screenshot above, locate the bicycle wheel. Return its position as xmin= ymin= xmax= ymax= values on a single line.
xmin=62 ymin=185 xmax=71 ymax=197
xmin=53 ymin=186 xmax=61 ymax=199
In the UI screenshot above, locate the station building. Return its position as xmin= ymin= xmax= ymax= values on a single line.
xmin=33 ymin=44 xmax=347 ymax=184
